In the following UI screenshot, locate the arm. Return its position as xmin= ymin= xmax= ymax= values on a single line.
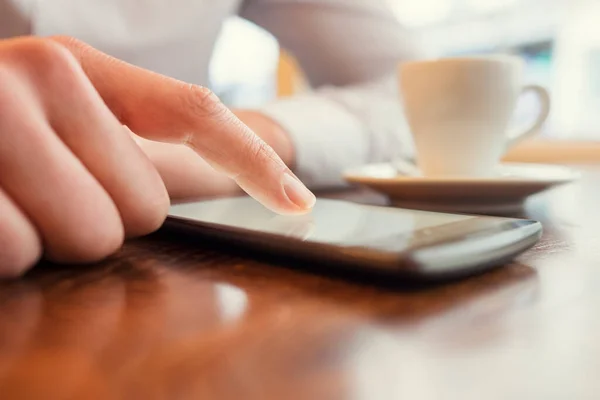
xmin=240 ymin=0 xmax=424 ymax=188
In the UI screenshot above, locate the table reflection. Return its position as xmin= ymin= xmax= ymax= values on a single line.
xmin=0 ymin=259 xmax=356 ymax=399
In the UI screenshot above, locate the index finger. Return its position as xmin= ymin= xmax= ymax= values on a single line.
xmin=51 ymin=36 xmax=315 ymax=215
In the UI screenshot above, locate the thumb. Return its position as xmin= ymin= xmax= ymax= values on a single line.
xmin=51 ymin=36 xmax=315 ymax=215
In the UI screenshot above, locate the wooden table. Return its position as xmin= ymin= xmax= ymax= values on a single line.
xmin=0 ymin=167 xmax=599 ymax=400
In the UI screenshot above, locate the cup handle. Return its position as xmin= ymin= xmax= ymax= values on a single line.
xmin=506 ymin=84 xmax=551 ymax=149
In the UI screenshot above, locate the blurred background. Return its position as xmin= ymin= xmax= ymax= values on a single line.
xmin=209 ymin=0 xmax=600 ymax=140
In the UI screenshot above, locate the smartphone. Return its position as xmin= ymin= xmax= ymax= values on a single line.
xmin=166 ymin=197 xmax=541 ymax=281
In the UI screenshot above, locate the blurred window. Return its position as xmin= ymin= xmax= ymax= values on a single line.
xmin=209 ymin=17 xmax=278 ymax=108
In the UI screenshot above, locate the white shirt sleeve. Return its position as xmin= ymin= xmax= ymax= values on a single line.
xmin=239 ymin=0 xmax=422 ymax=189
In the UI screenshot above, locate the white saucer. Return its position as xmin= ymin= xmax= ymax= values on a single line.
xmin=343 ymin=163 xmax=581 ymax=214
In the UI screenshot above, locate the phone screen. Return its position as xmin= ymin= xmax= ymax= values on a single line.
xmin=168 ymin=197 xmax=541 ymax=279
xmin=169 ymin=197 xmax=480 ymax=253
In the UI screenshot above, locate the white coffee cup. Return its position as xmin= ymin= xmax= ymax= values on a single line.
xmin=399 ymin=55 xmax=550 ymax=177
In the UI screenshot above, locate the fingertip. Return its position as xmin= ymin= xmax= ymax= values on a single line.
xmin=235 ymin=172 xmax=315 ymax=216
xmin=281 ymin=173 xmax=316 ymax=212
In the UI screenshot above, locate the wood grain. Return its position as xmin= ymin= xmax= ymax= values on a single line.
xmin=0 ymin=167 xmax=598 ymax=399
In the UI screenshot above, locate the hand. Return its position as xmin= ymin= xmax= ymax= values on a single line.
xmin=0 ymin=36 xmax=315 ymax=277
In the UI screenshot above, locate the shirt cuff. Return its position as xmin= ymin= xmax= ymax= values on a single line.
xmin=259 ymin=94 xmax=368 ymax=189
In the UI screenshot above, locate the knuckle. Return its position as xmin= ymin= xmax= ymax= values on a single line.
xmin=247 ymin=137 xmax=268 ymax=163
xmin=245 ymin=135 xmax=281 ymax=167
xmin=181 ymin=84 xmax=227 ymax=120
xmin=231 ymin=135 xmax=284 ymax=182
xmin=48 ymin=35 xmax=85 ymax=53
xmin=7 ymin=37 xmax=76 ymax=74
xmin=48 ymin=36 xmax=98 ymax=68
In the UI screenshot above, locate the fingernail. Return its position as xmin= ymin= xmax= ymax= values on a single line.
xmin=282 ymin=173 xmax=316 ymax=211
